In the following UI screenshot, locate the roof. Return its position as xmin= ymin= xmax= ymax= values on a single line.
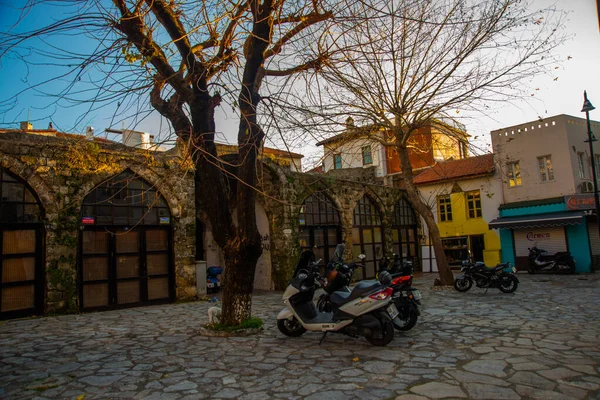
xmin=488 ymin=211 xmax=585 ymax=230
xmin=316 ymin=130 xmax=367 ymax=146
xmin=216 ymin=143 xmax=303 ymax=158
xmin=413 ymin=154 xmax=495 ymax=185
xmin=316 ymin=118 xmax=470 ymax=147
xmin=0 ymin=128 xmax=117 ymax=144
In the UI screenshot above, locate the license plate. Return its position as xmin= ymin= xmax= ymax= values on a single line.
xmin=387 ymin=303 xmax=399 ymax=319
xmin=412 ymin=290 xmax=422 ymax=301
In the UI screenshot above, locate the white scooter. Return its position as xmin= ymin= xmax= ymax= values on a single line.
xmin=276 ymin=250 xmax=398 ymax=346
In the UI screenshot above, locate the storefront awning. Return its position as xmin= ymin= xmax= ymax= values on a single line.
xmin=488 ymin=211 xmax=586 ymax=230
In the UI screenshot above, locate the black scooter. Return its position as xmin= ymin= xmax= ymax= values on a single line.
xmin=527 ymin=245 xmax=575 ymax=274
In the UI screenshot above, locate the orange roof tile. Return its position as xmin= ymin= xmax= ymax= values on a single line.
xmin=413 ymin=154 xmax=495 ymax=185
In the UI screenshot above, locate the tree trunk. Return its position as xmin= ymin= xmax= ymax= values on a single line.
xmin=397 ymin=145 xmax=455 ymax=285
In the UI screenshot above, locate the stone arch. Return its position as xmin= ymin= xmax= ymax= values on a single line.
xmin=0 ymin=166 xmax=46 ymax=319
xmin=74 ymin=165 xmax=181 ymax=220
xmin=351 ymin=193 xmax=384 ymax=279
xmin=0 ymin=154 xmax=56 ymax=215
xmin=78 ymin=169 xmax=175 ymax=311
xmin=390 ymin=194 xmax=421 ymax=269
xmin=297 ymin=191 xmax=343 ymax=268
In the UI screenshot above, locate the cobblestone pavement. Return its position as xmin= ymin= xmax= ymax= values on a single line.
xmin=1 ymin=273 xmax=599 ymax=400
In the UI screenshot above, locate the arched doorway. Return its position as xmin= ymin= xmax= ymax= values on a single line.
xmin=298 ymin=193 xmax=341 ymax=267
xmin=352 ymin=195 xmax=383 ymax=279
xmin=392 ymin=197 xmax=420 ymax=267
xmin=79 ymin=170 xmax=174 ymax=311
xmin=0 ymin=168 xmax=44 ymax=319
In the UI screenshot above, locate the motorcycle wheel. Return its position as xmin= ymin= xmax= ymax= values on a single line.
xmin=557 ymin=261 xmax=576 ymax=274
xmin=277 ymin=317 xmax=307 ymax=337
xmin=453 ymin=277 xmax=472 ymax=292
xmin=365 ymin=320 xmax=394 ymax=346
xmin=498 ymin=276 xmax=518 ymax=293
xmin=392 ymin=306 xmax=418 ymax=331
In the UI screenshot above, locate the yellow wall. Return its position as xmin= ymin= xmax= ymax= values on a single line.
xmin=437 ymin=191 xmax=502 ymax=266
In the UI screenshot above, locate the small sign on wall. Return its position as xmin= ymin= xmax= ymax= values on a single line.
xmin=526 ymin=232 xmax=551 ymax=241
xmin=82 ymin=217 xmax=95 ymax=225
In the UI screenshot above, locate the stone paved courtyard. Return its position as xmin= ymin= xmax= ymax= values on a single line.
xmin=1 ymin=273 xmax=599 ymax=399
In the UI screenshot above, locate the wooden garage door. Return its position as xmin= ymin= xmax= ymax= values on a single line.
xmin=0 ymin=168 xmax=44 ymax=320
xmin=80 ymin=227 xmax=172 ymax=310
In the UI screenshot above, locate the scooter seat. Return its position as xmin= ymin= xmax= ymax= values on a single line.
xmin=329 ymin=291 xmax=351 ymax=307
xmin=330 ymin=280 xmax=382 ymax=307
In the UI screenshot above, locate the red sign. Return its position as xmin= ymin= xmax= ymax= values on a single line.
xmin=565 ymin=195 xmax=596 ymax=210
xmin=82 ymin=217 xmax=95 ymax=225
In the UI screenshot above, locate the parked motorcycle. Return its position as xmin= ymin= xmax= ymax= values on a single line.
xmin=277 ymin=249 xmax=397 ymax=346
xmin=527 ymin=245 xmax=575 ymax=274
xmin=320 ymin=248 xmax=421 ymax=332
xmin=454 ymin=259 xmax=519 ymax=293
xmin=388 ymin=260 xmax=422 ymax=331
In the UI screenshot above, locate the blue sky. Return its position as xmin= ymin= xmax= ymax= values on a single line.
xmin=1 ymin=0 xmax=599 ymax=165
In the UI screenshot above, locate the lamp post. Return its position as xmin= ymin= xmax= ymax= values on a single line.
xmin=582 ymin=91 xmax=599 ymax=242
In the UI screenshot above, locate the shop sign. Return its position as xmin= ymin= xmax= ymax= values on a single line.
xmin=526 ymin=232 xmax=551 ymax=241
xmin=565 ymin=194 xmax=596 ymax=210
xmin=82 ymin=216 xmax=95 ymax=225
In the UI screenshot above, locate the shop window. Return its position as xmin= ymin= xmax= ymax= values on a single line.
xmin=538 ymin=155 xmax=554 ymax=182
xmin=442 ymin=237 xmax=468 ymax=265
xmin=507 ymin=161 xmax=522 ymax=187
xmin=333 ymin=154 xmax=342 ymax=169
xmin=362 ymin=146 xmax=372 ymax=165
xmin=437 ymin=195 xmax=452 ymax=222
xmin=466 ymin=191 xmax=482 ymax=219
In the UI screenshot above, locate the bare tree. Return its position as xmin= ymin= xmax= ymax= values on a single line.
xmin=1 ymin=0 xmax=333 ymax=324
xmin=286 ymin=0 xmax=565 ymax=285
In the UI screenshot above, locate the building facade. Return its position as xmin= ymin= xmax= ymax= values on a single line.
xmin=0 ymin=124 xmax=418 ymax=319
xmin=413 ymin=154 xmax=503 ymax=270
xmin=489 ymin=114 xmax=600 ymax=272
xmin=316 ymin=118 xmax=469 ymax=177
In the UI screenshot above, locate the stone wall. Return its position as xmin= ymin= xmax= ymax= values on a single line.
xmin=259 ymin=164 xmax=418 ymax=290
xmin=0 ymin=131 xmax=196 ymax=314
xmin=0 ymin=130 xmax=415 ymax=314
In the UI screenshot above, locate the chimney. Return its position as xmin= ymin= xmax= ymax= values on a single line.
xmin=20 ymin=121 xmax=33 ymax=131
xmin=86 ymin=126 xmax=94 ymax=140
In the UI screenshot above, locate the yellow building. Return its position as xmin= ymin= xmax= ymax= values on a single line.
xmin=414 ymin=154 xmax=502 ymax=267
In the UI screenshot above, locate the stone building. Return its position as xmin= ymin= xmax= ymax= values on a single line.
xmin=0 ymin=125 xmax=418 ymax=320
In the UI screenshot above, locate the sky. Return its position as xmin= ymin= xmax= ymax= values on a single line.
xmin=0 ymin=0 xmax=599 ymax=168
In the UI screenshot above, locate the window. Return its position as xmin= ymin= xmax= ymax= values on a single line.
xmin=578 ymin=152 xmax=586 ymax=178
xmin=507 ymin=161 xmax=522 ymax=187
xmin=438 ymin=195 xmax=452 ymax=222
xmin=466 ymin=191 xmax=482 ymax=219
xmin=333 ymin=154 xmax=342 ymax=169
xmin=538 ymin=155 xmax=554 ymax=182
xmin=362 ymin=146 xmax=373 ymax=165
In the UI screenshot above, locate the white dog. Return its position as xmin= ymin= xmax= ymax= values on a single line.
xmin=208 ymin=306 xmax=222 ymax=324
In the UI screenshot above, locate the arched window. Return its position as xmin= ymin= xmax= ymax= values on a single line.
xmin=392 ymin=197 xmax=419 ymax=267
xmin=352 ymin=195 xmax=383 ymax=279
xmin=81 ymin=170 xmax=170 ymax=226
xmin=79 ymin=170 xmax=173 ymax=311
xmin=298 ymin=193 xmax=341 ymax=266
xmin=0 ymin=169 xmax=42 ymax=223
xmin=0 ymin=168 xmax=44 ymax=319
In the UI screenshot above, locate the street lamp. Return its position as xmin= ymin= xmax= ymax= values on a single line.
xmin=582 ymin=91 xmax=599 ymax=241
